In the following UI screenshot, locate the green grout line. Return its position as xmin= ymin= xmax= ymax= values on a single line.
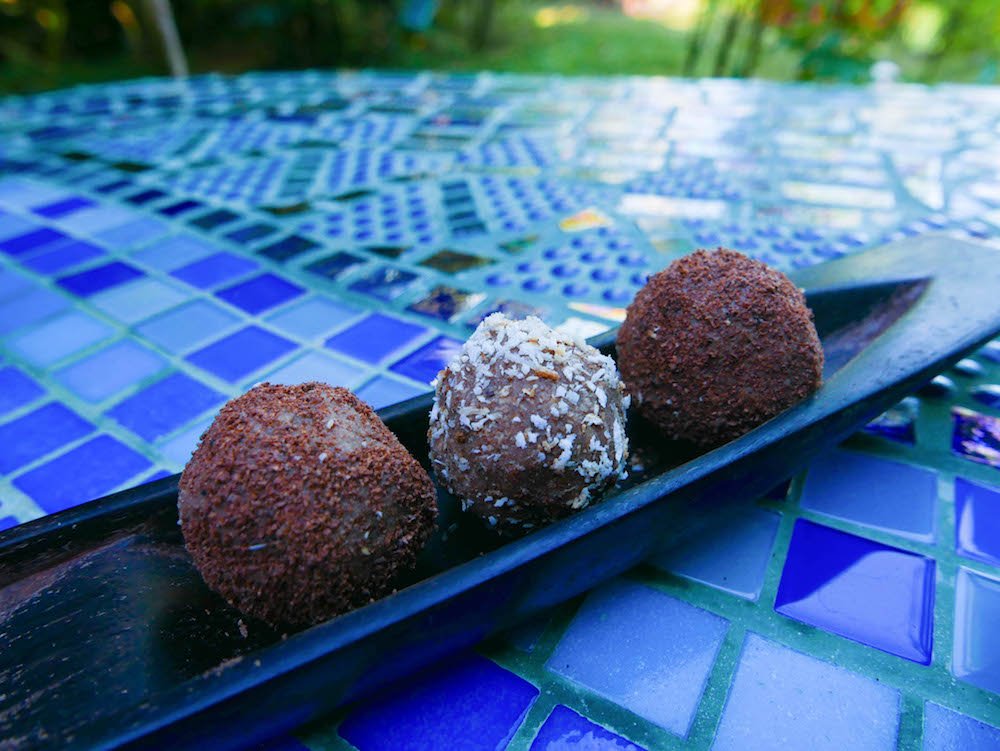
xmin=685 ymin=622 xmax=746 ymax=749
xmin=898 ymin=694 xmax=925 ymax=751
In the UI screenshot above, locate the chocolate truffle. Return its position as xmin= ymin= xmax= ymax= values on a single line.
xmin=179 ymin=383 xmax=437 ymax=628
xmin=428 ymin=313 xmax=629 ymax=535
xmin=616 ymin=248 xmax=823 ymax=448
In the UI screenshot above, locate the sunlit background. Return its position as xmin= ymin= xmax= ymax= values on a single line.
xmin=0 ymin=0 xmax=997 ymax=93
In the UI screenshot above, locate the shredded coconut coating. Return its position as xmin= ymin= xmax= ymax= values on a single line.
xmin=428 ymin=313 xmax=629 ymax=535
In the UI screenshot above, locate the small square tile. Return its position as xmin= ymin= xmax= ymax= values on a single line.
xmin=7 ymin=310 xmax=114 ymax=368
xmin=713 ymin=633 xmax=900 ymax=751
xmin=259 ymin=234 xmax=320 ymax=262
xmin=325 ymin=314 xmax=427 ymax=364
xmin=0 ymin=214 xmax=40 ymax=241
xmin=339 ymin=653 xmax=538 ymax=751
xmin=305 ymin=251 xmax=365 ymax=280
xmin=124 ymin=189 xmax=166 ymax=206
xmin=953 ymin=568 xmax=1000 ymax=694
xmin=863 ymin=397 xmax=918 ymax=444
xmin=190 ymin=208 xmax=240 ymax=230
xmin=57 ymin=261 xmax=144 ymax=297
xmin=262 ymin=350 xmax=362 ymax=388
xmin=91 ymin=278 xmax=188 ymax=325
xmin=106 ymin=372 xmax=224 ymax=442
xmin=0 ymin=287 xmax=69 ymax=336
xmin=652 ymin=508 xmax=779 ymax=601
xmin=171 ymin=252 xmax=258 ymax=289
xmin=158 ymin=417 xmax=211 ymax=469
xmin=0 ymin=267 xmax=34 ymax=300
xmin=137 ymin=300 xmax=240 ymax=354
xmin=419 ymin=249 xmax=495 ymax=274
xmin=225 ymin=223 xmax=277 ymax=244
xmin=265 ymin=296 xmax=361 ymax=339
xmin=390 ymin=335 xmax=463 ymax=384
xmin=955 ymin=477 xmax=1000 ymax=566
xmin=62 ymin=203 xmax=135 ymax=234
xmin=349 ymin=266 xmax=418 ymax=301
xmin=131 ymin=233 xmax=218 ymax=271
xmin=187 ymin=326 xmax=297 ymax=383
xmin=216 ymin=273 xmax=304 ymax=315
xmin=0 ymin=403 xmax=93 ymax=474
xmin=355 ymin=375 xmax=430 ymax=410
xmin=408 ymin=285 xmax=486 ymax=322
xmin=0 ymin=227 xmax=68 ymax=256
xmin=20 ymin=239 xmax=105 ymax=275
xmin=95 ymin=217 xmax=170 ymax=249
xmin=158 ymin=199 xmax=203 ymax=218
xmin=32 ymin=196 xmax=96 ymax=219
xmin=546 ymin=579 xmax=727 ymax=737
xmin=0 ymin=366 xmax=44 ymax=415
xmin=13 ymin=434 xmax=151 ymax=514
xmin=952 ymin=408 xmax=1000 ymax=469
xmin=924 ymin=702 xmax=1000 ymax=751
xmin=530 ymin=705 xmax=645 ymax=751
xmin=55 ymin=339 xmax=167 ymax=403
xmin=800 ymin=450 xmax=937 ymax=542
xmin=775 ymin=519 xmax=935 ymax=664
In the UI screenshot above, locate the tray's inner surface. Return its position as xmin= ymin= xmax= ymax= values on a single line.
xmin=0 ymin=278 xmax=928 ymax=742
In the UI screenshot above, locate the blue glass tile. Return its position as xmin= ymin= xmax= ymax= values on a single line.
xmin=971 ymin=384 xmax=1000 ymax=409
xmin=349 ymin=266 xmax=418 ymax=301
xmin=713 ymin=633 xmax=900 ymax=751
xmin=7 ymin=310 xmax=114 ymax=368
xmin=863 ymin=397 xmax=918 ymax=444
xmin=158 ymin=417 xmax=211 ymax=468
xmin=0 ymin=366 xmax=44 ymax=415
xmin=131 ymin=233 xmax=218 ymax=271
xmin=265 ymin=296 xmax=361 ymax=339
xmin=325 ymin=314 xmax=427 ymax=364
xmin=55 ymin=340 xmax=166 ymax=403
xmin=775 ymin=519 xmax=935 ymax=664
xmin=137 ymin=299 xmax=240 ymax=354
xmin=340 ymin=653 xmax=538 ymax=751
xmin=20 ymin=239 xmax=105 ymax=275
xmin=191 ymin=208 xmax=240 ymax=230
xmin=95 ymin=217 xmax=170 ymax=249
xmin=259 ymin=235 xmax=320 ymax=262
xmin=171 ymin=252 xmax=258 ymax=289
xmin=305 ymin=252 xmax=366 ymax=280
xmin=33 ymin=196 xmax=95 ymax=219
xmin=0 ymin=227 xmax=68 ymax=256
xmin=216 ymin=273 xmax=304 ymax=315
xmin=530 ymin=705 xmax=646 ymax=751
xmin=263 ymin=350 xmax=361 ymax=388
xmin=225 ymin=223 xmax=277 ymax=244
xmin=187 ymin=326 xmax=296 ymax=383
xmin=0 ymin=287 xmax=69 ymax=336
xmin=124 ymin=188 xmax=166 ymax=206
xmin=951 ymin=408 xmax=1000 ymax=469
xmin=546 ymin=579 xmax=727 ymax=737
xmin=923 ymin=702 xmax=1000 ymax=751
xmin=355 ymin=374 xmax=430 ymax=410
xmin=799 ymin=450 xmax=937 ymax=542
xmin=13 ymin=435 xmax=151 ymax=514
xmin=60 ymin=203 xmax=135 ymax=234
xmin=158 ymin=199 xmax=202 ymax=218
xmin=953 ymin=568 xmax=1000 ymax=694
xmin=91 ymin=278 xmax=188 ymax=325
xmin=0 ymin=516 xmax=18 ymax=532
xmin=652 ymin=508 xmax=779 ymax=601
xmin=0 ymin=402 xmax=93 ymax=473
xmin=57 ymin=261 xmax=144 ymax=297
xmin=107 ymin=372 xmax=224 ymax=442
xmin=0 ymin=267 xmax=33 ymax=300
xmin=389 ymin=335 xmax=463 ymax=384
xmin=0 ymin=213 xmax=38 ymax=241
xmin=955 ymin=477 xmax=1000 ymax=566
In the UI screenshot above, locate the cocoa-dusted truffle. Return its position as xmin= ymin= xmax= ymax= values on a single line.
xmin=179 ymin=383 xmax=437 ymax=628
xmin=617 ymin=248 xmax=823 ymax=448
xmin=429 ymin=313 xmax=629 ymax=535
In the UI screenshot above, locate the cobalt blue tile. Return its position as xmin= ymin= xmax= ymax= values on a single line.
xmin=799 ymin=450 xmax=937 ymax=542
xmin=955 ymin=477 xmax=1000 ymax=567
xmin=20 ymin=239 xmax=105 ymax=275
xmin=953 ymin=568 xmax=1000 ymax=694
xmin=265 ymin=296 xmax=361 ymax=339
xmin=0 ymin=516 xmax=18 ymax=532
xmin=713 ymin=633 xmax=900 ymax=751
xmin=0 ymin=227 xmax=68 ymax=256
xmin=7 ymin=310 xmax=114 ymax=368
xmin=325 ymin=314 xmax=427 ymax=364
xmin=216 ymin=273 xmax=305 ymax=315
xmin=158 ymin=199 xmax=203 ymax=218
xmin=137 ymin=299 xmax=240 ymax=354
xmin=55 ymin=339 xmax=167 ymax=403
xmin=0 ymin=287 xmax=69 ymax=336
xmin=652 ymin=508 xmax=779 ymax=601
xmin=0 ymin=366 xmax=44 ymax=415
xmin=389 ymin=335 xmax=463 ymax=384
xmin=57 ymin=261 xmax=144 ymax=297
xmin=923 ymin=702 xmax=1000 ymax=751
xmin=530 ymin=705 xmax=646 ymax=751
xmin=33 ymin=195 xmax=96 ymax=219
xmin=171 ymin=252 xmax=258 ymax=289
xmin=107 ymin=372 xmax=225 ymax=442
xmin=13 ymin=435 xmax=151 ymax=514
xmin=546 ymin=579 xmax=727 ymax=737
xmin=339 ymin=652 xmax=538 ymax=751
xmin=91 ymin=278 xmax=188 ymax=325
xmin=263 ymin=351 xmax=361 ymax=388
xmin=775 ymin=519 xmax=935 ymax=664
xmin=951 ymin=408 xmax=1000 ymax=470
xmin=355 ymin=375 xmax=430 ymax=410
xmin=0 ymin=402 xmax=93 ymax=473
xmin=349 ymin=266 xmax=419 ymax=301
xmin=131 ymin=233 xmax=218 ymax=271
xmin=187 ymin=326 xmax=297 ymax=383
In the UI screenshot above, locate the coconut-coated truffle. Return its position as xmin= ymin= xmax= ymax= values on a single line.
xmin=178 ymin=382 xmax=437 ymax=628
xmin=428 ymin=313 xmax=629 ymax=535
xmin=616 ymin=248 xmax=823 ymax=448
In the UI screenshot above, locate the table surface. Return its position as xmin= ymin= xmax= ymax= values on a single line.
xmin=2 ymin=70 xmax=1000 ymax=750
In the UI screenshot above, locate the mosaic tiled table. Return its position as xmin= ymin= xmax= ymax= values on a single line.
xmin=3 ymin=70 xmax=1000 ymax=750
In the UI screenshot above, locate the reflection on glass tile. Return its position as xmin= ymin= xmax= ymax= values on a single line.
xmin=530 ymin=705 xmax=646 ymax=751
xmin=952 ymin=407 xmax=1000 ymax=469
xmin=340 ymin=653 xmax=538 ymax=751
xmin=258 ymin=234 xmax=320 ymax=262
xmin=546 ymin=578 xmax=727 ymax=737
xmin=325 ymin=313 xmax=427 ymax=364
xmin=216 ymin=273 xmax=304 ymax=315
xmin=971 ymin=384 xmax=1000 ymax=410
xmin=106 ymin=372 xmax=224 ymax=442
xmin=55 ymin=340 xmax=166 ymax=403
xmin=350 ymin=266 xmax=419 ymax=301
xmin=863 ymin=396 xmax=918 ymax=444
xmin=266 ymin=296 xmax=361 ymax=339
xmin=190 ymin=208 xmax=240 ymax=230
xmin=0 ymin=366 xmax=44 ymax=415
xmin=0 ymin=402 xmax=93 ymax=474
xmin=953 ymin=568 xmax=1000 ymax=694
xmin=263 ymin=350 xmax=361 ymax=388
xmin=390 ymin=335 xmax=463 ymax=384
xmin=713 ymin=633 xmax=900 ymax=751
xmin=354 ymin=374 xmax=429 ymax=410
xmin=955 ymin=477 xmax=1000 ymax=567
xmin=408 ymin=285 xmax=486 ymax=322
xmin=7 ymin=310 xmax=114 ymax=368
xmin=419 ymin=249 xmax=495 ymax=274
xmin=923 ymin=702 xmax=1000 ymax=751
xmin=306 ymin=252 xmax=366 ymax=281
xmin=187 ymin=325 xmax=296 ymax=383
xmin=775 ymin=519 xmax=935 ymax=664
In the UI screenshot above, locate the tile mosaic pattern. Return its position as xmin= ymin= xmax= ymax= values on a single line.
xmin=3 ymin=71 xmax=1000 ymax=748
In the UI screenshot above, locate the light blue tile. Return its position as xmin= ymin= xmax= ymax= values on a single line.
xmin=136 ymin=299 xmax=240 ymax=354
xmin=7 ymin=310 xmax=114 ymax=367
xmin=0 ymin=287 xmax=69 ymax=336
xmin=953 ymin=568 xmax=1000 ymax=694
xmin=95 ymin=217 xmax=171 ymax=249
xmin=0 ymin=267 xmax=35 ymax=300
xmin=55 ymin=339 xmax=167 ymax=402
xmin=713 ymin=633 xmax=900 ymax=751
xmin=63 ymin=204 xmax=136 ymax=235
xmin=90 ymin=278 xmax=188 ymax=324
xmin=546 ymin=579 xmax=727 ymax=737
xmin=923 ymin=702 xmax=1000 ymax=751
xmin=131 ymin=233 xmax=219 ymax=272
xmin=260 ymin=350 xmax=363 ymax=388
xmin=0 ymin=213 xmax=39 ymax=241
xmin=158 ymin=417 xmax=211 ymax=469
xmin=265 ymin=295 xmax=363 ymax=340
xmin=0 ymin=178 xmax=65 ymax=209
xmin=355 ymin=374 xmax=430 ymax=410
xmin=651 ymin=508 xmax=780 ymax=600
